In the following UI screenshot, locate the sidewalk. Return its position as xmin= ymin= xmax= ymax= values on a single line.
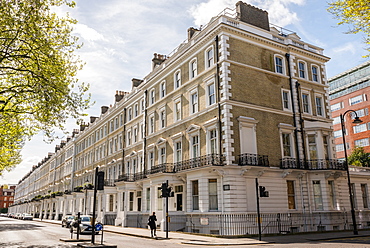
xmin=35 ymin=218 xmax=370 ymax=246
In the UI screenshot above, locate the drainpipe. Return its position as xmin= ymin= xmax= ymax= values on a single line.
xmin=294 ymin=82 xmax=308 ymax=168
xmin=215 ymin=36 xmax=223 ymax=159
xmin=285 ymin=53 xmax=301 ymax=163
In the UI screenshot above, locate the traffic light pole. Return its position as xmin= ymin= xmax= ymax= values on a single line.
xmin=165 ymin=180 xmax=169 ymax=239
xmin=255 ymin=178 xmax=262 ymax=241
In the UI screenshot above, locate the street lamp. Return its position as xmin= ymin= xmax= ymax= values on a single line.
xmin=340 ymin=109 xmax=362 ymax=235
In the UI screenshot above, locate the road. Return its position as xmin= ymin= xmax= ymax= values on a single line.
xmin=1 ymin=217 xmax=370 ymax=248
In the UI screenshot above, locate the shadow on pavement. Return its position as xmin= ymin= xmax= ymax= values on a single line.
xmin=0 ymin=243 xmax=74 ymax=248
xmin=0 ymin=223 xmax=44 ymax=232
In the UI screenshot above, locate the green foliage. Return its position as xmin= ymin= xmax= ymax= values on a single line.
xmin=328 ymin=0 xmax=370 ymax=57
xmin=0 ymin=0 xmax=92 ymax=174
xmin=347 ymin=147 xmax=370 ymax=167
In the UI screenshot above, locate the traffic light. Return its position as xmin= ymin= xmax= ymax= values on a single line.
xmin=159 ymin=182 xmax=168 ymax=197
xmin=159 ymin=182 xmax=174 ymax=197
xmin=259 ymin=186 xmax=269 ymax=197
xmin=97 ymin=171 xmax=105 ymax=190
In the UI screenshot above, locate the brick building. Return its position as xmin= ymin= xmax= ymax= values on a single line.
xmin=329 ymin=61 xmax=370 ymax=159
xmin=0 ymin=185 xmax=16 ymax=212
xmin=10 ymin=2 xmax=370 ymax=235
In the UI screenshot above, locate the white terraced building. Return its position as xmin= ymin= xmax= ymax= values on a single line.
xmin=10 ymin=2 xmax=370 ymax=235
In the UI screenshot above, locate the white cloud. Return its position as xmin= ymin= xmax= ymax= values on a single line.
xmin=332 ymin=42 xmax=357 ymax=55
xmin=189 ymin=0 xmax=306 ymax=27
xmin=73 ymin=23 xmax=106 ymax=42
xmin=189 ymin=0 xmax=235 ymax=27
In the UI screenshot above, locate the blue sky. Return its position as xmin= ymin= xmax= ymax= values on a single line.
xmin=1 ymin=0 xmax=369 ymax=185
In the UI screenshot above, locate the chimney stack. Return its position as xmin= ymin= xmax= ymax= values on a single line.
xmin=235 ymin=1 xmax=270 ymax=31
xmin=90 ymin=116 xmax=98 ymax=123
xmin=132 ymin=78 xmax=143 ymax=88
xmin=152 ymin=53 xmax=166 ymax=70
xmin=101 ymin=106 xmax=109 ymax=114
xmin=187 ymin=27 xmax=200 ymax=40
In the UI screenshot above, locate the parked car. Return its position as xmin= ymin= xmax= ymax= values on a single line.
xmin=0 ymin=213 xmax=7 ymax=217
xmin=70 ymin=215 xmax=99 ymax=234
xmin=21 ymin=213 xmax=33 ymax=220
xmin=61 ymin=215 xmax=75 ymax=228
xmin=15 ymin=213 xmax=22 ymax=219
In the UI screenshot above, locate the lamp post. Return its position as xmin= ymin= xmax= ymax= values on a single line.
xmin=340 ymin=109 xmax=362 ymax=235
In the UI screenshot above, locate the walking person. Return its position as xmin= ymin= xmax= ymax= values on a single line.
xmin=148 ymin=212 xmax=157 ymax=238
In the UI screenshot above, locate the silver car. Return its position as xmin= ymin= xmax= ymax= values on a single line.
xmin=21 ymin=213 xmax=33 ymax=220
xmin=70 ymin=215 xmax=99 ymax=234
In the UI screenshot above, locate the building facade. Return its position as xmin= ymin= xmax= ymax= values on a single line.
xmin=10 ymin=2 xmax=370 ymax=235
xmin=0 ymin=185 xmax=16 ymax=212
xmin=329 ymin=61 xmax=370 ymax=158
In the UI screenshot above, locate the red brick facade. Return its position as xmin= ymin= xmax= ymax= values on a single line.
xmin=0 ymin=185 xmax=16 ymax=210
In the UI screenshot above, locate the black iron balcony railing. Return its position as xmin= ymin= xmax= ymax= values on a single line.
xmin=149 ymin=163 xmax=174 ymax=174
xmin=115 ymin=172 xmax=147 ymax=182
xmin=114 ymin=154 xmax=224 ymax=182
xmin=238 ymin=153 xmax=269 ymax=167
xmin=104 ymin=179 xmax=116 ymax=187
xmin=280 ymin=158 xmax=346 ymax=170
xmin=174 ymin=154 xmax=224 ymax=172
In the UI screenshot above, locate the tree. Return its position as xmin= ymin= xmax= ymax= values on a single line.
xmin=328 ymin=0 xmax=370 ymax=57
xmin=0 ymin=0 xmax=91 ymax=174
xmin=347 ymin=147 xmax=370 ymax=167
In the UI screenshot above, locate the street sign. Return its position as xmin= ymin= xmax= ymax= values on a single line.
xmin=95 ymin=223 xmax=103 ymax=231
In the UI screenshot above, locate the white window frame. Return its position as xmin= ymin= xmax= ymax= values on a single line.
xmin=128 ymin=108 xmax=132 ymax=121
xmin=279 ymin=124 xmax=296 ymax=158
xmin=311 ymin=64 xmax=320 ymax=83
xmin=204 ymin=118 xmax=219 ymax=155
xmin=205 ymin=46 xmax=214 ymax=69
xmin=134 ymin=103 xmax=138 ymax=117
xmin=330 ymin=102 xmax=342 ymax=112
xmin=150 ymin=89 xmax=155 ymax=105
xmin=159 ymin=107 xmax=166 ymax=129
xmin=353 ymin=123 xmax=367 ymax=134
xmin=274 ymin=55 xmax=285 ymax=74
xmin=301 ymin=90 xmax=312 ymax=114
xmin=189 ymin=88 xmax=198 ymax=114
xmin=187 ymin=125 xmax=201 ymax=159
xmin=174 ymin=97 xmax=181 ymax=122
xmin=174 ymin=69 xmax=181 ymax=89
xmin=148 ymin=148 xmax=155 ymax=169
xmin=298 ymin=60 xmax=307 ymax=79
xmin=355 ymin=138 xmax=369 ymax=147
xmin=350 ymin=94 xmax=366 ymax=106
xmin=315 ymin=94 xmax=324 ymax=117
xmin=206 ymin=80 xmax=216 ymax=106
xmin=189 ymin=58 xmax=197 ymax=79
xmin=148 ymin=113 xmax=155 ymax=134
xmin=171 ymin=132 xmax=183 ymax=163
xmin=281 ymin=89 xmax=291 ymax=111
xmin=158 ymin=145 xmax=166 ymax=165
xmin=160 ymin=81 xmax=166 ymax=99
xmin=127 ymin=130 xmax=132 ymax=146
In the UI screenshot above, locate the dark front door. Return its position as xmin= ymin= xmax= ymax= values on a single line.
xmin=176 ymin=194 xmax=183 ymax=211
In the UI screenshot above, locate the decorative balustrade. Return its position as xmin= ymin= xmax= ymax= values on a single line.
xmin=238 ymin=153 xmax=269 ymax=167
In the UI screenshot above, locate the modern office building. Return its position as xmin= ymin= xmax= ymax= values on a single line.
xmin=10 ymin=2 xmax=370 ymax=235
xmin=329 ymin=61 xmax=370 ymax=159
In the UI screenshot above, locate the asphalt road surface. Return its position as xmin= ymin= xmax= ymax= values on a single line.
xmin=2 ymin=217 xmax=370 ymax=248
